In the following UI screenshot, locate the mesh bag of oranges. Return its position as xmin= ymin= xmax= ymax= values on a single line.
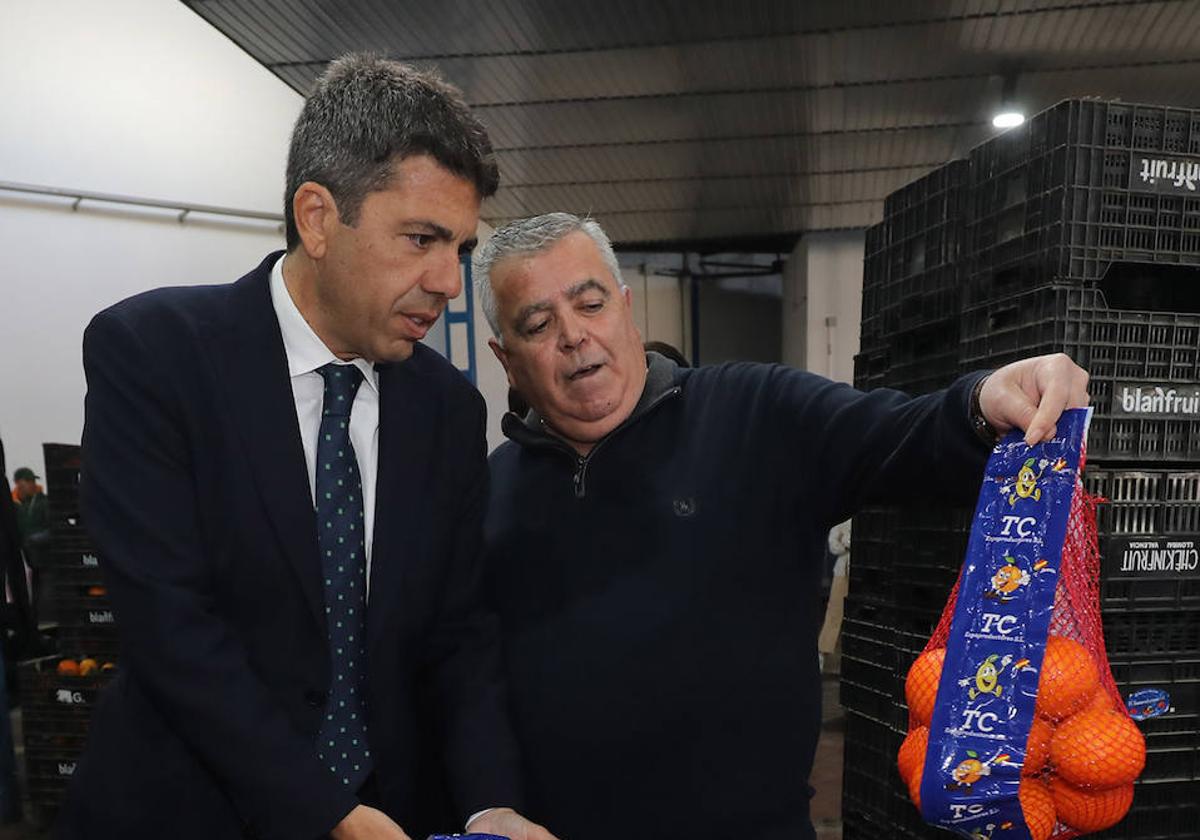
xmin=898 ymin=408 xmax=1145 ymax=839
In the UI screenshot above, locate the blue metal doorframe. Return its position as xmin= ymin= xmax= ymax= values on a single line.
xmin=443 ymin=254 xmax=478 ymax=385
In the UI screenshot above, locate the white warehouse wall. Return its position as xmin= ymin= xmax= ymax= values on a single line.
xmin=0 ymin=0 xmax=513 ymax=472
xmin=0 ymin=0 xmax=301 ymax=476
xmin=782 ymin=231 xmax=866 ymax=385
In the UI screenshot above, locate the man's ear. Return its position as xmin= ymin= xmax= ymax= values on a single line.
xmin=292 ymin=181 xmax=339 ymax=260
xmin=488 ymin=337 xmax=518 ymax=388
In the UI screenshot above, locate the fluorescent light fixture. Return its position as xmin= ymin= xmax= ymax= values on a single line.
xmin=993 ymin=111 xmax=1025 ymax=129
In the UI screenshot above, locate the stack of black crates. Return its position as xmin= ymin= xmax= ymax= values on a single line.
xmin=844 ymin=99 xmax=1200 ymax=839
xmin=20 ymin=443 xmax=118 ymax=823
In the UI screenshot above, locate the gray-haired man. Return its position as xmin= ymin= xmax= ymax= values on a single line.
xmin=61 ymin=56 xmax=556 ymax=840
xmin=475 ymin=212 xmax=1090 ymax=840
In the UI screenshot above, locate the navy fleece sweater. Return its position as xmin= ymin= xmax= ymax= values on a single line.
xmin=485 ymin=356 xmax=989 ymax=840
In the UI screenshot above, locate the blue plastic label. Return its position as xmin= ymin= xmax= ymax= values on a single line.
xmin=921 ymin=408 xmax=1092 ymax=838
xmin=1125 ymin=688 xmax=1171 ymax=721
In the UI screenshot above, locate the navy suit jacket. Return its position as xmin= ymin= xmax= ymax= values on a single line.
xmin=60 ymin=253 xmax=521 ymax=839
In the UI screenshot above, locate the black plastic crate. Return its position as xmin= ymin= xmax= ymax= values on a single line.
xmin=42 ymin=443 xmax=81 ymax=472
xmin=846 ymin=507 xmax=899 ymax=604
xmin=19 ymin=656 xmax=112 ymax=821
xmin=839 ymin=677 xmax=904 ymax=732
xmin=841 ymin=616 xmax=903 ymax=681
xmin=50 ymin=546 xmax=103 ymax=572
xmin=852 ymin=348 xmax=889 ymax=393
xmin=56 ymin=626 xmax=121 ymax=663
xmin=1092 ymin=778 xmax=1200 ymax=839
xmin=1084 ymin=468 xmax=1200 ymax=609
xmin=878 ymin=320 xmax=961 ymax=396
xmin=44 ymin=466 xmax=80 ymax=500
xmin=842 ymin=711 xmax=914 ymax=836
xmin=25 ymin=752 xmax=79 ymax=786
xmin=48 ymin=506 xmax=90 ymax=542
xmin=1110 ymin=656 xmax=1199 ymax=748
xmin=1103 ymin=609 xmax=1200 ymax=657
xmin=960 ymin=284 xmax=1200 ymax=461
xmin=56 ymin=598 xmax=118 ymax=632
xmin=19 ymin=657 xmax=116 ymax=717
xmin=1088 ymin=469 xmax=1200 ymax=535
xmin=959 ymin=285 xmax=1200 ymax=381
xmin=966 ymin=99 xmax=1200 ymax=303
xmin=861 ymin=160 xmax=967 ymax=362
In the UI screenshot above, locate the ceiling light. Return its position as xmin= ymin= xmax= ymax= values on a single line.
xmin=993 ymin=111 xmax=1025 ymax=129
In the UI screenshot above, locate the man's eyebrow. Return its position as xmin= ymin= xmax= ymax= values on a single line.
xmin=404 ymin=219 xmax=477 ymax=254
xmin=404 ymin=219 xmax=455 ymax=241
xmin=514 ymin=300 xmax=554 ymax=329
xmin=565 ymin=278 xmax=611 ymax=300
xmin=512 ymin=279 xmax=612 ymax=332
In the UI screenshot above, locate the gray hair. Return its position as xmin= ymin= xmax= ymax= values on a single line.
xmin=284 ymin=53 xmax=499 ymax=250
xmin=474 ymin=213 xmax=624 ymax=341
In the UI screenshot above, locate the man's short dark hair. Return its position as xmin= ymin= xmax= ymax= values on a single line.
xmin=284 ymin=53 xmax=499 ymax=250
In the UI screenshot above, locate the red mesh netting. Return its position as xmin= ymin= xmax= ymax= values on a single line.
xmin=898 ymin=458 xmax=1147 ymax=839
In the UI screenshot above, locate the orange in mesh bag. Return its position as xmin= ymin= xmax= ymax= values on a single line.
xmin=897 ymin=409 xmax=1145 ymax=839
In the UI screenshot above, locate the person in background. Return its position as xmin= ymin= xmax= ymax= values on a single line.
xmin=0 ymin=442 xmax=28 ymax=829
xmin=818 ymin=520 xmax=852 ymax=673
xmin=473 ymin=211 xmax=1090 ymax=840
xmin=12 ymin=467 xmax=49 ymax=568
xmin=12 ymin=467 xmax=51 ymax=625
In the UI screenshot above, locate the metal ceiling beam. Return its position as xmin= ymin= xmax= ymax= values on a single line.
xmin=458 ymin=57 xmax=1200 ymax=109
xmin=246 ymin=0 xmax=1169 ymax=62
xmin=497 ymin=163 xmax=948 ymax=189
xmin=490 ymin=121 xmax=983 ymax=153
xmin=486 ymin=198 xmax=880 ymax=223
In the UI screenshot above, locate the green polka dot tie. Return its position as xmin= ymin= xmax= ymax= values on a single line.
xmin=314 ymin=363 xmax=371 ymax=788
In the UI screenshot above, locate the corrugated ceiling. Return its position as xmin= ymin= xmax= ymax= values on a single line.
xmin=183 ymin=0 xmax=1200 ymax=251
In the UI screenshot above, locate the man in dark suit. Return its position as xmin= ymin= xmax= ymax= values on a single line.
xmin=61 ymin=55 xmax=556 ymax=840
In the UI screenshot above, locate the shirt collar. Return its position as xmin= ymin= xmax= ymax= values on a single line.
xmin=269 ymin=254 xmax=378 ymax=392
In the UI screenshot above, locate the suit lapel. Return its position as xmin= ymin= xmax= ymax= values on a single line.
xmin=368 ymin=355 xmax=437 ymax=659
xmin=219 ymin=255 xmax=326 ymax=628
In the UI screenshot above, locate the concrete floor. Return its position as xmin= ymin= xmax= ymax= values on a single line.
xmin=813 ymin=666 xmax=846 ymax=840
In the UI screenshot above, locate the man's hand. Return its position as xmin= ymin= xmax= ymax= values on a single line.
xmin=467 ymin=807 xmax=561 ymax=840
xmin=330 ymin=805 xmax=411 ymax=840
xmin=978 ymin=353 xmax=1090 ymax=446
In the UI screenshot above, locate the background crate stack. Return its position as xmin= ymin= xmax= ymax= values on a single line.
xmin=22 ymin=444 xmax=117 ymax=822
xmin=857 ymin=158 xmax=969 ymax=397
xmin=844 ymin=99 xmax=1200 ymax=840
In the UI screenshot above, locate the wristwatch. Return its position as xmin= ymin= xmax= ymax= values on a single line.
xmin=970 ymin=374 xmax=1000 ymax=445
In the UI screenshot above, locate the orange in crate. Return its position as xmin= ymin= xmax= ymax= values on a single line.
xmin=1050 ymin=705 xmax=1145 ymax=788
xmin=1022 ymin=716 xmax=1054 ymax=777
xmin=56 ymin=659 xmax=79 ymax=676
xmin=1050 ymin=778 xmax=1134 ymax=833
xmin=1018 ymin=778 xmax=1057 ymax=840
xmin=897 ymin=725 xmax=928 ymax=786
xmin=1034 ymin=636 xmax=1099 ymax=721
xmin=904 ymin=647 xmax=945 ymax=726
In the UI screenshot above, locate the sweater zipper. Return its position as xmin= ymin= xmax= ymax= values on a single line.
xmin=570 ymin=385 xmax=681 ymax=499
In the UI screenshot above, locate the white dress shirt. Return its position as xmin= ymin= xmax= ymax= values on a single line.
xmin=269 ymin=256 xmax=380 ymax=593
xmin=269 ymin=256 xmax=494 ymax=827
